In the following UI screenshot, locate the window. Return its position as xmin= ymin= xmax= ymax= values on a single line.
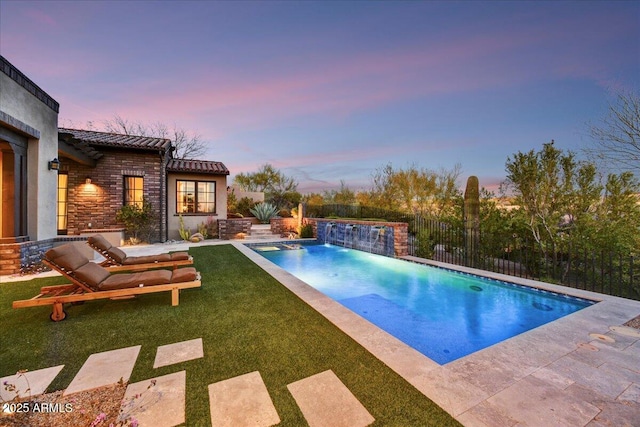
xmin=176 ymin=180 xmax=216 ymax=213
xmin=57 ymin=172 xmax=68 ymax=234
xmin=124 ymin=176 xmax=144 ymax=208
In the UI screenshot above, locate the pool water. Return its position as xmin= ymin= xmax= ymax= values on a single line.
xmin=251 ymin=242 xmax=595 ymax=364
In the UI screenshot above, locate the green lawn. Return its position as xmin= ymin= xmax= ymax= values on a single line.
xmin=0 ymin=244 xmax=460 ymax=426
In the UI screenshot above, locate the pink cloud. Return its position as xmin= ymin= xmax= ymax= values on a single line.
xmin=24 ymin=8 xmax=58 ymax=27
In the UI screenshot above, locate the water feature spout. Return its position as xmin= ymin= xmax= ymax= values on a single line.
xmin=344 ymin=224 xmax=357 ymax=248
xmin=324 ymin=222 xmax=336 ymax=244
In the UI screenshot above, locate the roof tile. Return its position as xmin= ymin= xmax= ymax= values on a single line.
xmin=167 ymin=159 xmax=229 ymax=175
xmin=58 ymin=128 xmax=171 ymax=151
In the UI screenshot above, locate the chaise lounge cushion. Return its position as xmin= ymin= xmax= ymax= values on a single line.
xmin=170 ymin=267 xmax=198 ymax=283
xmin=45 ymin=245 xmax=89 ymax=273
xmin=87 ymin=235 xmax=112 ymax=252
xmin=98 ymin=269 xmax=172 ymax=291
xmin=74 ymin=262 xmax=111 ymax=290
xmin=121 ymin=253 xmax=172 ymax=265
xmin=170 ymin=252 xmax=191 ymax=261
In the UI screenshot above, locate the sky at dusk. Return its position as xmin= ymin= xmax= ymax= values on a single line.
xmin=1 ymin=1 xmax=638 ymax=194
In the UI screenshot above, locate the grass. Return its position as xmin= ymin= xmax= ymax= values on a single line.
xmin=0 ymin=244 xmax=461 ymax=426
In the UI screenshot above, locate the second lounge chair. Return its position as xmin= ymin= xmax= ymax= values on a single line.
xmin=87 ymin=234 xmax=193 ymax=271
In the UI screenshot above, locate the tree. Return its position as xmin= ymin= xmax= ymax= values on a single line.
xmin=504 ymin=141 xmax=640 ymax=262
xmin=586 ymin=90 xmax=640 ymax=174
xmin=322 ymin=181 xmax=356 ymax=205
xmin=103 ymin=114 xmax=207 ymax=159
xmin=233 ymin=163 xmax=300 ymax=209
xmin=366 ymin=163 xmax=462 ymax=217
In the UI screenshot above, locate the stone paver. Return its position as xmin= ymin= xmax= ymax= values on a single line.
xmin=485 ymin=375 xmax=601 ymax=427
xmin=64 ymin=345 xmax=140 ymax=396
xmin=0 ymin=365 xmax=64 ymax=400
xmin=287 ymin=370 xmax=374 ymax=427
xmin=208 ymin=371 xmax=280 ymax=427
xmin=153 ymin=338 xmax=204 ymax=368
xmin=121 ymin=370 xmax=186 ymax=427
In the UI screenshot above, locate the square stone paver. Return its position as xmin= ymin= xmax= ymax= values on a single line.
xmin=64 ymin=345 xmax=141 ymax=396
xmin=120 ymin=370 xmax=186 ymax=427
xmin=208 ymin=371 xmax=280 ymax=427
xmin=486 ymin=375 xmax=600 ymax=426
xmin=0 ymin=365 xmax=64 ymax=400
xmin=153 ymin=338 xmax=204 ymax=368
xmin=287 ymin=370 xmax=374 ymax=427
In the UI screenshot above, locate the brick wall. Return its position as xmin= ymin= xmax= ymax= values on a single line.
xmin=62 ymin=149 xmax=164 ymax=241
xmin=218 ymin=219 xmax=252 ymax=239
xmin=270 ymin=217 xmax=298 ymax=235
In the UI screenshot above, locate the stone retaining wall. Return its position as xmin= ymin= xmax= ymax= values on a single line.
xmin=218 ymin=219 xmax=252 ymax=240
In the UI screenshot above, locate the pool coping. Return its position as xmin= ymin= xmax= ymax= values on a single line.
xmin=235 ymin=242 xmax=640 ymax=426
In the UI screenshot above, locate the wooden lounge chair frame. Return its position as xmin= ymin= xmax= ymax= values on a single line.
xmin=13 ymin=258 xmax=201 ymax=322
xmin=86 ymin=234 xmax=193 ymax=272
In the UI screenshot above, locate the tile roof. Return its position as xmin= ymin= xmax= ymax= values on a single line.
xmin=167 ymin=159 xmax=229 ymax=175
xmin=58 ymin=128 xmax=172 ymax=151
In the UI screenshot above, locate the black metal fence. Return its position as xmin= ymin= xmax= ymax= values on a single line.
xmin=305 ymin=204 xmax=640 ymax=301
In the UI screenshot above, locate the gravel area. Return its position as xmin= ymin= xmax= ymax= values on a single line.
xmin=0 ymin=383 xmax=126 ymax=427
xmin=624 ymin=314 xmax=640 ymax=329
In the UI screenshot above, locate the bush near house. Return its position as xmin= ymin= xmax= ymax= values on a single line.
xmin=116 ymin=199 xmax=155 ymax=244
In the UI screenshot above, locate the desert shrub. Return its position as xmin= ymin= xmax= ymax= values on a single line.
xmin=250 ymin=202 xmax=279 ymax=224
xmin=299 ymin=224 xmax=314 ymax=238
xmin=236 ymin=197 xmax=256 ymax=217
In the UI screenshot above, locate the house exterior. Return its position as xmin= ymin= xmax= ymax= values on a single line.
xmin=57 ymin=128 xmax=229 ymax=243
xmin=0 ymin=56 xmax=60 ymax=274
xmin=0 ymin=56 xmax=229 ymax=275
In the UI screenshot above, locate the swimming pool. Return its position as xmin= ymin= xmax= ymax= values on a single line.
xmin=250 ymin=242 xmax=596 ymax=364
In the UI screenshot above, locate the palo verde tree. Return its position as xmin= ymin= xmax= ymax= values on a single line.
xmin=504 ymin=141 xmax=640 ymax=265
xmin=233 ymin=163 xmax=301 ymax=209
xmin=364 ymin=163 xmax=462 ymax=217
xmin=503 ymin=141 xmax=598 ymax=260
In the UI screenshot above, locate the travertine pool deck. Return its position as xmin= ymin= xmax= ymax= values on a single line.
xmin=234 ymin=241 xmax=640 ymax=426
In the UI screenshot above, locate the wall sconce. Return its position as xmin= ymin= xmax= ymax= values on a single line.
xmin=48 ymin=158 xmax=60 ymax=171
xmin=85 ymin=177 xmax=92 ymax=185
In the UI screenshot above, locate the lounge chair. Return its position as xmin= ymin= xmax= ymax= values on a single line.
xmin=12 ymin=243 xmax=201 ymax=321
xmin=87 ymin=234 xmax=193 ymax=271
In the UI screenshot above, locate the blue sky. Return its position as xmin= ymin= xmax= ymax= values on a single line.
xmin=1 ymin=1 xmax=638 ymax=193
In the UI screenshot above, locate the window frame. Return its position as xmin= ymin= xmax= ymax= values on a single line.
xmin=123 ymin=176 xmax=144 ymax=208
xmin=176 ymin=179 xmax=217 ymax=214
xmin=57 ymin=172 xmax=68 ymax=234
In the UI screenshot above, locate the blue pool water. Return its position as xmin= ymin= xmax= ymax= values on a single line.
xmin=251 ymin=242 xmax=595 ymax=364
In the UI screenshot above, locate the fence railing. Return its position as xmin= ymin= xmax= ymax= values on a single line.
xmin=305 ymin=204 xmax=640 ymax=301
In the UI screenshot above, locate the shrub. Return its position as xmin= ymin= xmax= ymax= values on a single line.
xmin=299 ymin=224 xmax=314 ymax=238
xmin=236 ymin=197 xmax=256 ymax=217
xmin=178 ymin=214 xmax=191 ymax=241
xmin=250 ymin=202 xmax=279 ymax=224
xmin=205 ymin=215 xmax=218 ymax=238
xmin=116 ymin=199 xmax=155 ymax=243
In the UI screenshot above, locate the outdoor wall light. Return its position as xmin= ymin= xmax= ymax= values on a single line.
xmin=85 ymin=177 xmax=92 ymax=184
xmin=48 ymin=158 xmax=60 ymax=171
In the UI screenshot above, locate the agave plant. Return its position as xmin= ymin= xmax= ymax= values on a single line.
xmin=250 ymin=202 xmax=279 ymax=224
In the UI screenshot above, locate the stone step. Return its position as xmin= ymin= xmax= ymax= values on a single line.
xmin=64 ymin=345 xmax=141 ymax=396
xmin=208 ymin=371 xmax=280 ymax=427
xmin=287 ymin=370 xmax=375 ymax=427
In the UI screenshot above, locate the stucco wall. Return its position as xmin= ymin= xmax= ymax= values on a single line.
xmin=0 ymin=64 xmax=58 ymax=241
xmin=167 ymin=172 xmax=227 ymax=240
